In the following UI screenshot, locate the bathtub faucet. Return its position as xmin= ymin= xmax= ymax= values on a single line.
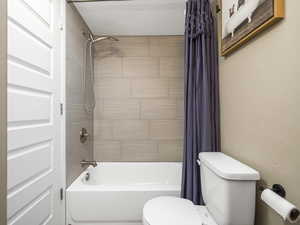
xmin=80 ymin=160 xmax=97 ymax=168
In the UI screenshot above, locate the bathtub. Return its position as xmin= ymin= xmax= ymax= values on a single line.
xmin=67 ymin=162 xmax=182 ymax=225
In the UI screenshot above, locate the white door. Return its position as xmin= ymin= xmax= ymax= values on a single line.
xmin=7 ymin=0 xmax=64 ymax=224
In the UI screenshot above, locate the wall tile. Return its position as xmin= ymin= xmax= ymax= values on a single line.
xmin=111 ymin=36 xmax=149 ymax=57
xmin=94 ymin=78 xmax=131 ymax=99
xmin=94 ymin=141 xmax=121 ymax=161
xmin=93 ymin=41 xmax=114 ymax=58
xmin=101 ymin=100 xmax=140 ymax=119
xmin=94 ymin=57 xmax=123 ymax=77
xmin=69 ymin=121 xmax=92 ymax=154
xmin=66 ymin=4 xmax=93 ymax=186
xmin=123 ymin=57 xmax=159 ymax=77
xmin=67 ymin=104 xmax=86 ymax=123
xmin=113 ymin=120 xmax=149 ymax=140
xmin=160 ymin=57 xmax=184 ymax=77
xmin=150 ymin=36 xmax=184 ymax=57
xmin=66 ymin=58 xmax=84 ymax=105
xmin=176 ymin=99 xmax=184 ymax=119
xmin=66 ymin=120 xmax=93 ymax=184
xmin=169 ymin=78 xmax=184 ymax=98
xmin=150 ymin=120 xmax=184 ymax=140
xmin=94 ymin=120 xmax=114 ymax=140
xmin=158 ymin=141 xmax=183 ymax=161
xmin=94 ymin=100 xmax=103 ymax=120
xmin=93 ymin=36 xmax=184 ymax=162
xmin=131 ymin=78 xmax=169 ymax=98
xmin=141 ymin=99 xmax=177 ymax=119
xmin=66 ymin=58 xmax=83 ymax=90
xmin=121 ymin=141 xmax=158 ymax=161
xmin=66 ymin=32 xmax=85 ymax=65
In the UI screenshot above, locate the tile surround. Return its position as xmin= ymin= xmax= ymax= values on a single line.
xmin=131 ymin=78 xmax=169 ymax=98
xmin=93 ymin=36 xmax=184 ymax=162
xmin=140 ymin=99 xmax=177 ymax=119
xmin=160 ymin=57 xmax=184 ymax=78
xmin=95 ymin=78 xmax=131 ymax=99
xmin=123 ymin=57 xmax=160 ymax=78
xmin=66 ymin=4 xmax=93 ymax=186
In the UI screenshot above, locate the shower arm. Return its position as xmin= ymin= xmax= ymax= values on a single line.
xmin=82 ymin=31 xmax=119 ymax=43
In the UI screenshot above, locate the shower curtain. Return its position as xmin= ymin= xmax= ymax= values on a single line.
xmin=181 ymin=0 xmax=220 ymax=205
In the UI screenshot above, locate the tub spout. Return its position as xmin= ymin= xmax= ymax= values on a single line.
xmin=80 ymin=160 xmax=97 ymax=168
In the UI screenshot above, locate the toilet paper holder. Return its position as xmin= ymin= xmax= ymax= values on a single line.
xmin=259 ymin=183 xmax=286 ymax=198
xmin=260 ymin=184 xmax=300 ymax=223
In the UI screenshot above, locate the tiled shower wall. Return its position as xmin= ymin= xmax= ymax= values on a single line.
xmin=66 ymin=4 xmax=93 ymax=186
xmin=93 ymin=36 xmax=184 ymax=162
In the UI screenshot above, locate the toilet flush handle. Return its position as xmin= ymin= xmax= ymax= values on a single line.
xmin=197 ymin=159 xmax=201 ymax=166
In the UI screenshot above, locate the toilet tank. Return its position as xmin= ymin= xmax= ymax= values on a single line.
xmin=198 ymin=153 xmax=260 ymax=225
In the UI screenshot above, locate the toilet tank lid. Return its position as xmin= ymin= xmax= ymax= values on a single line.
xmin=199 ymin=152 xmax=260 ymax=181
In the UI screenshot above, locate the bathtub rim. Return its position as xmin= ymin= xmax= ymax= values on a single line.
xmin=67 ymin=162 xmax=182 ymax=192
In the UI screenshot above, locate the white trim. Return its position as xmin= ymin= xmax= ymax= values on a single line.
xmin=59 ymin=0 xmax=67 ymax=224
xmin=0 ymin=0 xmax=7 ymax=224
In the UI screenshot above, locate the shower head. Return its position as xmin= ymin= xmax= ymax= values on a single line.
xmin=92 ymin=36 xmax=119 ymax=43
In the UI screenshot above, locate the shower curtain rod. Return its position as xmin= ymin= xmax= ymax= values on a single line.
xmin=67 ymin=0 xmax=130 ymax=3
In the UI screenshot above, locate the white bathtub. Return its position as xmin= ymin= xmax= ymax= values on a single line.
xmin=67 ymin=162 xmax=182 ymax=225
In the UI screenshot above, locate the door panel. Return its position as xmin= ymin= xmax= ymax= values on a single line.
xmin=7 ymin=20 xmax=51 ymax=74
xmin=8 ymin=89 xmax=52 ymax=124
xmin=9 ymin=190 xmax=52 ymax=225
xmin=7 ymin=0 xmax=63 ymax=224
xmin=7 ymin=142 xmax=52 ymax=190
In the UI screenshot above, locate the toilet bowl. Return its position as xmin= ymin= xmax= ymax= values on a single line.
xmin=143 ymin=152 xmax=260 ymax=225
xmin=143 ymin=196 xmax=217 ymax=225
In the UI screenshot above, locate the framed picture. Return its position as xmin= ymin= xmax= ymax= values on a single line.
xmin=221 ymin=0 xmax=284 ymax=56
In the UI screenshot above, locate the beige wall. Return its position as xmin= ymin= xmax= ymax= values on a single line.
xmin=93 ymin=36 xmax=184 ymax=162
xmin=219 ymin=1 xmax=300 ymax=225
xmin=66 ymin=4 xmax=93 ymax=186
xmin=0 ymin=0 xmax=7 ymax=223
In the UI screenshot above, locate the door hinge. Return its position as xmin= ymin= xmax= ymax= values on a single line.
xmin=59 ymin=18 xmax=64 ymax=31
xmin=60 ymin=188 xmax=64 ymax=200
xmin=60 ymin=103 xmax=63 ymax=115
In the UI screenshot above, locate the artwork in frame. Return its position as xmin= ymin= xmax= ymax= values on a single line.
xmin=221 ymin=0 xmax=284 ymax=56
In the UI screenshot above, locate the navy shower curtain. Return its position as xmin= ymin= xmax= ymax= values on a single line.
xmin=181 ymin=0 xmax=220 ymax=205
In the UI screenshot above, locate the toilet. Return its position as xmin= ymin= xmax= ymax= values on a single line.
xmin=143 ymin=152 xmax=260 ymax=225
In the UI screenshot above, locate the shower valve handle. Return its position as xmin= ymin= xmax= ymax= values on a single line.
xmin=80 ymin=128 xmax=89 ymax=143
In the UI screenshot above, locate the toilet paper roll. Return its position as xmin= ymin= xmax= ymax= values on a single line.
xmin=261 ymin=189 xmax=300 ymax=224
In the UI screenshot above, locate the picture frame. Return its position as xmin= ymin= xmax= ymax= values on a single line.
xmin=221 ymin=0 xmax=284 ymax=56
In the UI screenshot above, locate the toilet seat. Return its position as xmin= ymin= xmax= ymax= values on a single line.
xmin=143 ymin=197 xmax=217 ymax=225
